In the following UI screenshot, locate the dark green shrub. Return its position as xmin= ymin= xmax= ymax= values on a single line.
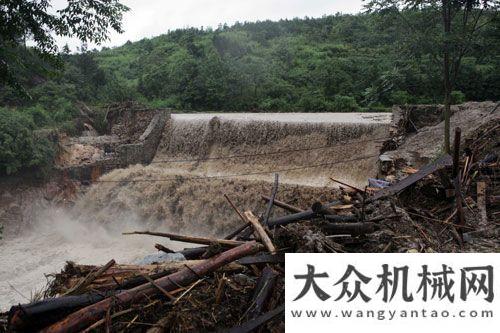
xmin=331 ymin=95 xmax=360 ymax=112
xmin=0 ymin=108 xmax=55 ymax=175
xmin=451 ymin=91 xmax=466 ymax=104
xmin=390 ymin=90 xmax=411 ymax=105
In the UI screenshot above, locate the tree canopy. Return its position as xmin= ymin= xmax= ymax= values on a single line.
xmin=0 ymin=0 xmax=129 ymax=91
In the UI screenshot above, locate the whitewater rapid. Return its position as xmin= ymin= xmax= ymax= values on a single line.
xmin=0 ymin=112 xmax=391 ymax=310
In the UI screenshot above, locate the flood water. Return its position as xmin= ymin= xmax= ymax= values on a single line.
xmin=0 ymin=112 xmax=391 ymax=310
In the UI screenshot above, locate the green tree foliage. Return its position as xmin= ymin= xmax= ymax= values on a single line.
xmin=0 ymin=107 xmax=55 ymax=175
xmin=366 ymin=0 xmax=499 ymax=152
xmin=0 ymin=0 xmax=129 ymax=91
xmin=95 ymin=13 xmax=497 ymax=112
xmin=2 ymin=11 xmax=500 ymax=116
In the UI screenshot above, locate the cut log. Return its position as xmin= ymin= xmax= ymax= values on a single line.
xmin=261 ymin=195 xmax=303 ymax=213
xmin=37 ymin=242 xmax=263 ymax=333
xmin=123 ymin=231 xmax=247 ymax=247
xmin=244 ymin=211 xmax=277 ymax=254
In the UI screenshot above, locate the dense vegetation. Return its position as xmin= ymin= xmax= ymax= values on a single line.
xmin=0 ymin=12 xmax=499 ymax=175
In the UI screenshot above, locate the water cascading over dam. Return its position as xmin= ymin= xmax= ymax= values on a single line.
xmin=0 ymin=112 xmax=391 ymax=310
xmin=80 ymin=113 xmax=391 ymax=236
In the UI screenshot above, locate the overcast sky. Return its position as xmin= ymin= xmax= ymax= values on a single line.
xmin=53 ymin=0 xmax=365 ymax=50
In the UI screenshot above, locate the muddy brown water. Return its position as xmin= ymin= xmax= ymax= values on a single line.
xmin=0 ymin=112 xmax=391 ymax=309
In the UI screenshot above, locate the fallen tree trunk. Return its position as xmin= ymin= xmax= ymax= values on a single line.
xmin=37 ymin=242 xmax=263 ymax=333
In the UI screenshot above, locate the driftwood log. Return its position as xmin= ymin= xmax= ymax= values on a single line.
xmin=123 ymin=231 xmax=247 ymax=247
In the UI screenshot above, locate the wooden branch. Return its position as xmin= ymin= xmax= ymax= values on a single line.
xmin=330 ymin=177 xmax=364 ymax=193
xmin=263 ymin=173 xmax=279 ymax=226
xmin=223 ymin=193 xmax=251 ymax=240
xmin=247 ymin=266 xmax=278 ymax=319
xmin=38 ymin=242 xmax=263 ymax=333
xmin=261 ymin=195 xmax=303 ymax=213
xmin=224 ymin=194 xmax=247 ymax=224
xmin=141 ymin=275 xmax=176 ymax=301
xmin=123 ymin=231 xmax=247 ymax=247
xmin=215 ymin=274 xmax=227 ymax=305
xmin=63 ymin=259 xmax=115 ymax=296
xmin=244 ymin=211 xmax=276 ymax=254
xmin=154 ymin=244 xmax=175 ymax=254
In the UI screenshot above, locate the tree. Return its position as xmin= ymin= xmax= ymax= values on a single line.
xmin=0 ymin=0 xmax=129 ymax=92
xmin=366 ymin=0 xmax=499 ymax=153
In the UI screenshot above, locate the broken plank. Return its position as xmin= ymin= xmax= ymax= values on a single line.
xmin=369 ymin=154 xmax=453 ymax=201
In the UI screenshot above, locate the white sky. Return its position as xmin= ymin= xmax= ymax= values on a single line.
xmin=52 ymin=0 xmax=365 ymax=50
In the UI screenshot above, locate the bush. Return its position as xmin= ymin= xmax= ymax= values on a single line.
xmin=0 ymin=108 xmax=55 ymax=175
xmin=451 ymin=90 xmax=466 ymax=104
xmin=23 ymin=105 xmax=51 ymax=127
xmin=390 ymin=90 xmax=411 ymax=105
xmin=331 ymin=95 xmax=360 ymax=112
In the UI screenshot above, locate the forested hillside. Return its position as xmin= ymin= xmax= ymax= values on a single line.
xmin=3 ymin=13 xmax=500 ymax=114
xmin=1 ymin=12 xmax=499 ymax=174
